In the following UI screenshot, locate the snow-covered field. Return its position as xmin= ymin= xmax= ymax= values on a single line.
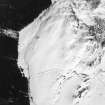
xmin=18 ymin=0 xmax=105 ymax=105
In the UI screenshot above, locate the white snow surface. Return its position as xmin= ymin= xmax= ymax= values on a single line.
xmin=18 ymin=0 xmax=105 ymax=105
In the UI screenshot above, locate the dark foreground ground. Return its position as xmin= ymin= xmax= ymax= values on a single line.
xmin=0 ymin=34 xmax=29 ymax=105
